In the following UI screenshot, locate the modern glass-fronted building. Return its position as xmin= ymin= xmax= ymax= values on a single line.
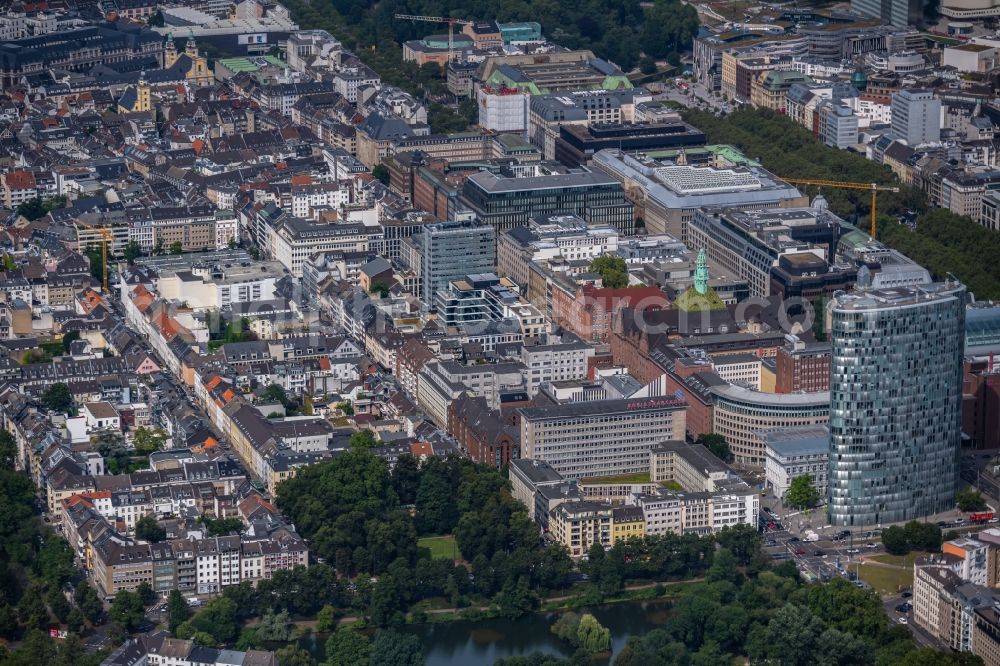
xmin=460 ymin=167 xmax=634 ymax=233
xmin=828 ymin=282 xmax=966 ymax=526
xmin=420 ymin=221 xmax=496 ymax=306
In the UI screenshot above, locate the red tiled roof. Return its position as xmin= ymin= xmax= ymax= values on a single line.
xmin=410 ymin=441 xmax=433 ymax=458
xmin=79 ymin=289 xmax=105 ymax=313
xmin=581 ymin=285 xmax=669 ymax=311
xmin=131 ymin=284 xmax=155 ymax=313
xmin=5 ymin=170 xmax=36 ymax=190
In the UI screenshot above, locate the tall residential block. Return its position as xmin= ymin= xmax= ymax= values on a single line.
xmin=828 ymin=281 xmax=966 ymax=526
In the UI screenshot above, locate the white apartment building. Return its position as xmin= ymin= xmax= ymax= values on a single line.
xmin=712 ymin=490 xmax=759 ymax=530
xmin=520 ymin=335 xmax=594 ymax=395
xmin=196 ymin=546 xmax=221 ymax=595
xmin=633 ymin=492 xmax=682 ymax=535
xmin=628 ymin=486 xmax=757 ymax=536
xmin=215 ymin=215 xmax=238 ymax=249
xmin=269 ymin=218 xmax=370 ymax=277
xmin=129 ymin=219 xmax=154 ymax=253
xmin=333 ymin=66 xmax=380 ymax=103
xmin=943 ymin=537 xmax=990 ymax=587
xmin=847 ymin=95 xmax=892 ymax=127
xmin=291 ymin=183 xmax=350 ymax=219
xmin=710 ymin=354 xmax=763 ymax=389
xmin=155 ymin=262 xmax=284 ymax=310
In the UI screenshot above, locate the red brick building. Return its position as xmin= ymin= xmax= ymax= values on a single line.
xmin=412 ymin=161 xmax=461 ymax=221
xmin=553 ymin=284 xmax=669 ymax=344
xmin=447 ymin=394 xmax=520 ymax=468
xmin=775 ymin=336 xmax=831 ymax=394
xmin=963 ymin=358 xmax=1000 ymax=450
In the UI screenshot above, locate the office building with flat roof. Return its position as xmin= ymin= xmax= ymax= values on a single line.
xmin=891 ymin=89 xmax=941 ymax=146
xmin=554 ymin=122 xmax=707 ymax=168
xmin=419 ymin=221 xmax=496 ymax=306
xmin=851 ymin=0 xmax=923 ymax=27
xmin=760 ymin=425 xmax=830 ymax=500
xmin=592 ymin=150 xmax=807 ymax=242
xmin=775 ymin=335 xmax=831 ymax=394
xmin=688 ymin=204 xmax=852 ymax=298
xmin=710 ymin=383 xmax=830 ymax=467
xmin=528 ymin=89 xmax=654 ymax=159
xmin=460 ymin=164 xmax=634 ymax=234
xmin=477 ymin=50 xmax=632 ymax=95
xmin=518 ymin=396 xmax=687 ymax=479
xmin=497 ymin=215 xmax=619 ymax=289
xmin=828 ymin=281 xmax=966 ymax=526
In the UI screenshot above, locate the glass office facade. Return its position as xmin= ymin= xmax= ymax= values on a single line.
xmin=420 ymin=221 xmax=496 ymax=305
xmin=828 ymin=283 xmax=966 ymax=525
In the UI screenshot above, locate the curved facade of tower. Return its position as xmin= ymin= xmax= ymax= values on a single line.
xmin=828 ymin=282 xmax=966 ymax=526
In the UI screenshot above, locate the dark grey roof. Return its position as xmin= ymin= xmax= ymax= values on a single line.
xmin=510 ymin=458 xmax=564 ymax=484
xmin=358 ymin=113 xmax=416 ymax=141
xmin=519 ymin=396 xmax=685 ymax=420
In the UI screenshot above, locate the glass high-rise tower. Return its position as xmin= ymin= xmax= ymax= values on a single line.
xmin=828 ymin=282 xmax=966 ymax=526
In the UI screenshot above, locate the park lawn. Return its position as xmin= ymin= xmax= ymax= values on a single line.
xmin=868 ymin=552 xmax=922 ymax=568
xmin=584 ymin=472 xmax=652 ymax=485
xmin=857 ymin=563 xmax=913 ymax=596
xmin=418 ymin=535 xmax=459 ymax=560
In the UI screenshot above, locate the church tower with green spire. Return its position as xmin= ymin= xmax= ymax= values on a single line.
xmin=675 ymin=248 xmax=725 ymax=312
xmin=694 ymin=248 xmax=709 ymax=295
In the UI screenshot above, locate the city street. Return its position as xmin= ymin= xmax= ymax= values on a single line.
xmin=961 ymin=449 xmax=1000 ymax=506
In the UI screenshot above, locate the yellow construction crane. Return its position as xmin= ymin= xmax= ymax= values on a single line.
xmin=782 ymin=178 xmax=900 ymax=239
xmin=394 ymin=14 xmax=473 ymax=63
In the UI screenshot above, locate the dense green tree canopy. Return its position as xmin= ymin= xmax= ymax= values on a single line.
xmin=786 ymin=475 xmax=820 ymax=509
xmin=41 ymin=383 xmax=73 ymax=413
xmin=881 ymin=521 xmax=943 ymax=556
xmin=957 ymin=488 xmax=988 ymax=512
xmin=590 ymin=256 xmax=629 ymax=288
xmin=135 ymin=515 xmax=166 ymax=543
xmin=695 ymin=433 xmax=730 ymax=462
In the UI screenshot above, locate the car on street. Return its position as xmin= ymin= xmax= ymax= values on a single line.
xmin=847 ymin=548 xmax=860 ymax=555
xmin=794 ymin=548 xmax=805 ymax=555
xmin=813 ymin=550 xmax=825 ymax=556
xmin=788 ymin=537 xmax=800 ymax=543
xmin=901 ymin=591 xmax=912 ymax=598
xmin=895 ymin=603 xmax=912 ymax=612
xmin=898 ymin=617 xmax=908 ymax=625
